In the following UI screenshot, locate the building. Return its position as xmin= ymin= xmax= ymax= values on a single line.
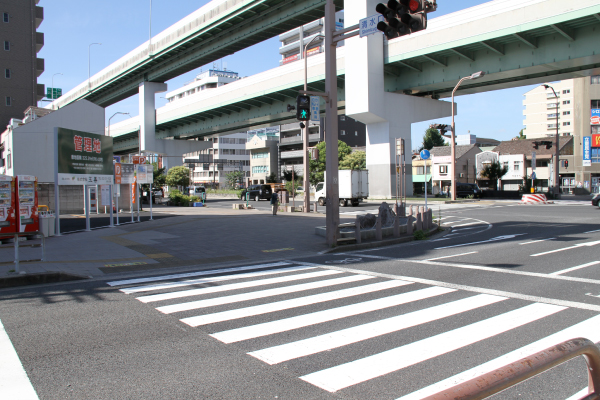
xmin=246 ymin=128 xmax=279 ymax=185
xmin=1 ymin=0 xmax=45 ymax=130
xmin=454 ymin=134 xmax=501 ymax=148
xmin=522 ymin=76 xmax=600 ymax=193
xmin=278 ymin=11 xmax=344 ymax=65
xmin=411 ymin=156 xmax=432 ymax=195
xmin=165 ymin=69 xmax=243 ymax=104
xmin=430 ymin=145 xmax=481 ymax=195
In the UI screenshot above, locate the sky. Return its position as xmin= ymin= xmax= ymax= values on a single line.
xmin=37 ymin=0 xmax=540 ymax=151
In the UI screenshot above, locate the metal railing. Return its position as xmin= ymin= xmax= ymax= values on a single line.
xmin=425 ymin=338 xmax=600 ymax=400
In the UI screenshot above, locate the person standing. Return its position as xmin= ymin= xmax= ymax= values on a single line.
xmin=270 ymin=192 xmax=279 ymax=216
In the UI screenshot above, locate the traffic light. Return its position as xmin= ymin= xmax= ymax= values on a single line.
xmin=533 ymin=141 xmax=539 ymax=150
xmin=296 ymin=95 xmax=310 ymax=121
xmin=429 ymin=123 xmax=451 ymax=136
xmin=564 ymin=160 xmax=568 ymax=168
xmin=376 ymin=0 xmax=433 ymax=39
xmin=545 ymin=142 xmax=552 ymax=149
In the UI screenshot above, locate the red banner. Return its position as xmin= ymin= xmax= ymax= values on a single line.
xmin=593 ymin=134 xmax=600 ymax=148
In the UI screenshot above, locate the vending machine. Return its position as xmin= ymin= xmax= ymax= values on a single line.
xmin=16 ymin=175 xmax=39 ymax=233
xmin=0 ymin=175 xmax=17 ymax=236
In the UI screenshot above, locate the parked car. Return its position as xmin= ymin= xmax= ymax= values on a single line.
xmin=239 ymin=184 xmax=273 ymax=201
xmin=189 ymin=186 xmax=206 ymax=196
xmin=456 ymin=183 xmax=482 ymax=198
xmin=592 ymin=193 xmax=600 ymax=207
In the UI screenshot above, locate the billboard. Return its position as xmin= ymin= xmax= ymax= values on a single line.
xmin=583 ymin=136 xmax=591 ymax=167
xmin=593 ymin=134 xmax=600 ymax=148
xmin=56 ymin=128 xmax=114 ymax=185
xmin=592 ymin=109 xmax=600 ymax=125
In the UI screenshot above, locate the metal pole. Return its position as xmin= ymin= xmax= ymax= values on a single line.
xmin=131 ymin=183 xmax=134 ymax=222
xmin=109 ymin=185 xmax=114 ymax=227
xmin=149 ymin=183 xmax=153 ymax=220
xmin=115 ymin=184 xmax=120 ymax=226
xmin=14 ymin=233 xmax=19 ymax=273
xmin=554 ymin=88 xmax=560 ymax=197
xmin=85 ymin=185 xmax=91 ymax=231
xmin=425 ymin=164 xmax=428 ymax=211
xmin=137 ymin=184 xmax=140 ymax=222
xmin=324 ymin=0 xmax=339 ymax=246
xmin=451 ymin=85 xmax=457 ymax=201
xmin=95 ymin=185 xmax=99 ymax=214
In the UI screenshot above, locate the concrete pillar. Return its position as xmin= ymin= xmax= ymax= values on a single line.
xmin=344 ymin=0 xmax=453 ymax=199
xmin=416 ymin=212 xmax=422 ymax=231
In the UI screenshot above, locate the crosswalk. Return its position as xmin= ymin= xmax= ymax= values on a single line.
xmin=107 ymin=262 xmax=599 ymax=398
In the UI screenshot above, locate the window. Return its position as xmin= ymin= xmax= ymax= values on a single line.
xmin=562 ymin=89 xmax=570 ymax=94
xmin=3 ymin=13 xmax=8 ymax=23
xmin=355 ymin=131 xmax=358 ymax=136
xmin=252 ymin=151 xmax=268 ymax=159
xmin=592 ymin=148 xmax=600 ymax=163
xmin=503 ymin=161 xmax=509 ymax=169
xmin=592 ymin=126 xmax=600 ymax=135
xmin=340 ymin=130 xmax=345 ymax=135
xmin=251 ymin=166 xmax=269 ymax=174
xmin=7 ymin=153 xmax=10 ymax=168
xmin=4 ymin=69 xmax=9 ymax=79
xmin=3 ymin=41 xmax=9 ymax=51
xmin=416 ymin=166 xmax=425 ymax=175
xmin=563 ymin=111 xmax=570 ymax=116
xmin=5 ymin=96 xmax=10 ymax=106
xmin=562 ymin=122 xmax=570 ymax=126
xmin=547 ymin=123 xmax=557 ymax=129
xmin=514 ymin=161 xmax=522 ymax=171
xmin=339 ymin=115 xmax=345 ymax=121
xmin=563 ymin=100 xmax=570 ymax=105
xmin=591 ymin=76 xmax=600 ymax=84
xmin=592 ymin=100 xmax=600 ymax=109
xmin=547 ymin=113 xmax=558 ymax=118
xmin=439 ymin=165 xmax=448 ymax=174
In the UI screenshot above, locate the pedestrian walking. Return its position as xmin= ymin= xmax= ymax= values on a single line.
xmin=270 ymin=192 xmax=279 ymax=216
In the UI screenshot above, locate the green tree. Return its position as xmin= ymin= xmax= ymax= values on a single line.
xmin=152 ymin=162 xmax=166 ymax=189
xmin=516 ymin=129 xmax=526 ymax=140
xmin=308 ymin=140 xmax=352 ymax=187
xmin=339 ymin=150 xmax=366 ymax=170
xmin=165 ymin=166 xmax=190 ymax=189
xmin=480 ymin=162 xmax=509 ymax=190
xmin=225 ymin=171 xmax=244 ymax=188
xmin=421 ymin=127 xmax=447 ymax=151
xmin=266 ymin=172 xmax=278 ymax=183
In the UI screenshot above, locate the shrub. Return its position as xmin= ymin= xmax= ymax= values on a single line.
xmin=413 ymin=230 xmax=427 ymax=240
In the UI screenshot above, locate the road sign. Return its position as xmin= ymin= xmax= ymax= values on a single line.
xmin=310 ymin=96 xmax=320 ymax=122
xmin=46 ymin=87 xmax=62 ymax=99
xmin=531 ymin=171 xmax=537 ymax=180
xmin=531 ymin=151 xmax=536 ymax=171
xmin=420 ymin=149 xmax=430 ymax=160
xmin=359 ymin=14 xmax=385 ymax=38
xmin=132 ymin=156 xmax=146 ymax=164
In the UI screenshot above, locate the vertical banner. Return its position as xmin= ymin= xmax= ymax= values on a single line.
xmin=131 ymin=183 xmax=136 ymax=204
xmin=100 ymin=185 xmax=111 ymax=206
xmin=583 ymin=136 xmax=592 ymax=167
xmin=114 ymin=163 xmax=122 ymax=184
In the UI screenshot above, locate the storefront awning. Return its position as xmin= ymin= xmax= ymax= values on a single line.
xmin=412 ymin=174 xmax=432 ymax=183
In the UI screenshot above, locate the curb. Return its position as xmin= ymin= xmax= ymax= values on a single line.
xmin=321 ymin=223 xmax=446 ymax=254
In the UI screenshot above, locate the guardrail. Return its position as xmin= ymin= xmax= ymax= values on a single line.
xmin=424 ymin=337 xmax=600 ymax=400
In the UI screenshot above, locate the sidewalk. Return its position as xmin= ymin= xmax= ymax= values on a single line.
xmin=0 ymin=205 xmax=369 ymax=280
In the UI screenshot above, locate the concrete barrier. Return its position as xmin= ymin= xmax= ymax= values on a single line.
xmin=521 ymin=194 xmax=549 ymax=204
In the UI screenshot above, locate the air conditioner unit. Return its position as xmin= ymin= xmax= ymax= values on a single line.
xmin=459 ymin=173 xmax=464 ymax=178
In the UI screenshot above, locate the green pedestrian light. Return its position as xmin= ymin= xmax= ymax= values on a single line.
xmin=296 ymin=95 xmax=311 ymax=121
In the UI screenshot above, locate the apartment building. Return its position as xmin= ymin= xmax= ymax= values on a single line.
xmin=1 ymin=0 xmax=45 ymax=129
xmin=523 ymin=76 xmax=600 ymax=193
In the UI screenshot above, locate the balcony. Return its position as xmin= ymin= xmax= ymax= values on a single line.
xmin=280 ymin=150 xmax=304 ymax=159
xmin=36 ymin=84 xmax=45 ymax=101
xmin=35 ymin=6 xmax=43 ymax=29
xmin=546 ymin=103 xmax=558 ymax=109
xmin=279 ymin=133 xmax=320 ymax=145
xmin=35 ymin=58 xmax=44 ymax=78
xmin=36 ymin=32 xmax=44 ymax=53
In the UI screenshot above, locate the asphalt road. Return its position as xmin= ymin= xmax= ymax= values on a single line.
xmin=1 ymin=201 xmax=599 ymax=399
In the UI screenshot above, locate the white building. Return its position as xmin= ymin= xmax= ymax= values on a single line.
xmin=522 ymin=80 xmax=576 ymax=140
xmin=165 ymin=69 xmax=243 ymax=103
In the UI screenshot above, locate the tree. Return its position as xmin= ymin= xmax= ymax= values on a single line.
xmin=308 ymin=140 xmax=352 ymax=187
xmin=516 ymin=129 xmax=526 ymax=140
xmin=165 ymin=166 xmax=190 ymax=189
xmin=421 ymin=127 xmax=447 ymax=151
xmin=266 ymin=172 xmax=278 ymax=183
xmin=480 ymin=162 xmax=509 ymax=190
xmin=339 ymin=150 xmax=366 ymax=170
xmin=152 ymin=162 xmax=166 ymax=189
xmin=225 ymin=171 xmax=244 ymax=188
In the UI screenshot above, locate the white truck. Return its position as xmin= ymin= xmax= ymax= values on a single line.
xmin=315 ymin=170 xmax=369 ymax=207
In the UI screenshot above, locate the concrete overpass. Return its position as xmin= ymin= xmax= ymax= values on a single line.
xmin=109 ymin=0 xmax=600 ymax=153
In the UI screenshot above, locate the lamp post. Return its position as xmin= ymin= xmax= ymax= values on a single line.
xmin=88 ymin=43 xmax=102 ymax=89
xmin=108 ymin=112 xmax=130 ymax=137
xmin=543 ymin=84 xmax=561 ymax=197
xmin=451 ymin=71 xmax=485 ymax=200
xmin=149 ymin=0 xmax=152 ymax=55
xmin=302 ymin=34 xmax=324 ymax=213
xmin=51 ymin=73 xmax=62 ymax=109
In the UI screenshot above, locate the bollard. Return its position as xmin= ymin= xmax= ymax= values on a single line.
xmin=428 ymin=209 xmax=433 ymax=229
xmin=407 ymin=213 xmax=413 ymax=235
xmin=376 ymin=216 xmax=382 ymax=241
xmin=355 ymin=215 xmax=361 ymax=244
xmin=420 ymin=206 xmax=426 ymax=230
xmin=409 ymin=205 xmax=413 ymax=217
xmin=416 ymin=212 xmax=422 ymax=231
xmin=393 ymin=213 xmax=400 ymax=238
xmin=314 ymin=201 xmax=318 ymax=213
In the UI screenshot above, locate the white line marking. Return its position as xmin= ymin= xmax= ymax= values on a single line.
xmin=0 ymin=319 xmax=39 ymax=400
xmin=584 ymin=229 xmax=600 ymax=233
xmin=564 ymin=388 xmax=588 ymax=400
xmin=519 ymin=238 xmax=555 ymax=245
xmin=183 ymin=280 xmax=411 ymax=327
xmin=122 ymin=266 xmax=314 ymax=294
xmin=300 ymin=303 xmax=565 ymax=392
xmin=137 ymin=269 xmax=342 ymax=303
xmin=425 ymin=251 xmax=478 ymax=261
xmin=159 ymin=274 xmax=375 ymax=314
xmin=435 ymin=234 xmax=526 ymax=250
xmin=107 ymin=261 xmax=292 ymax=286
xmin=531 ymin=240 xmax=600 ymax=257
xmin=294 ymin=261 xmax=600 ymax=312
xmin=451 ymin=227 xmax=478 ymax=232
xmin=397 ymin=314 xmax=600 ymax=400
xmin=212 ymin=286 xmax=454 ymax=344
xmin=549 ymin=261 xmax=600 ymax=276
xmin=450 ymin=221 xmax=486 ymax=228
xmin=251 ymin=294 xmax=506 ymax=365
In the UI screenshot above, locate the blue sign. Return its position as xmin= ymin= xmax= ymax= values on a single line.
xmin=583 ymin=136 xmax=592 ymax=166
xmin=420 ymin=149 xmax=431 ymax=160
xmin=359 ymin=14 xmax=385 ymax=38
xmin=113 ymin=155 xmax=121 ymax=163
xmin=310 ymin=96 xmax=320 ymax=123
xmin=531 ymin=171 xmax=536 ymax=180
xmin=592 ymin=109 xmax=600 ymax=117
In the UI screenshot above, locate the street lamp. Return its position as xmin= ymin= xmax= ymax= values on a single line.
xmin=108 ymin=112 xmax=130 ymax=137
xmin=149 ymin=0 xmax=152 ymax=55
xmin=542 ymin=84 xmax=560 ymax=197
xmin=451 ymin=71 xmax=485 ymax=200
xmin=51 ymin=73 xmax=62 ymax=110
xmin=302 ymin=34 xmax=324 ymax=213
xmin=88 ymin=43 xmax=102 ymax=89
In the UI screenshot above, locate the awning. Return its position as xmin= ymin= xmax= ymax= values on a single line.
xmin=412 ymin=174 xmax=432 ymax=183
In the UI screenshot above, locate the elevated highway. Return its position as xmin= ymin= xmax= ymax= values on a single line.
xmin=109 ymin=0 xmax=600 ymax=153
